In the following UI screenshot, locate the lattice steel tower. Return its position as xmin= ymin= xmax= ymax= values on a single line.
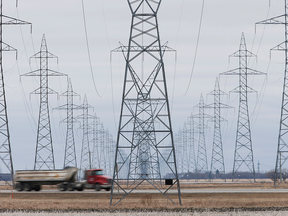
xmin=0 ymin=0 xmax=30 ymax=184
xmin=257 ymin=0 xmax=288 ymax=185
xmin=110 ymin=0 xmax=181 ymax=206
xmin=76 ymin=94 xmax=93 ymax=178
xmin=176 ymin=128 xmax=183 ymax=174
xmin=194 ymin=94 xmax=210 ymax=174
xmin=108 ymin=133 xmax=115 ymax=176
xmin=220 ymin=33 xmax=265 ymax=181
xmin=181 ymin=123 xmax=189 ymax=174
xmin=54 ymin=78 xmax=80 ymax=168
xmin=187 ymin=114 xmax=197 ymax=173
xmin=99 ymin=123 xmax=107 ymax=171
xmin=91 ymin=115 xmax=100 ymax=168
xmin=22 ymin=35 xmax=66 ymax=170
xmin=206 ymin=78 xmax=231 ymax=180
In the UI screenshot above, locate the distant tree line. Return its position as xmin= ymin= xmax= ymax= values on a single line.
xmin=165 ymin=171 xmax=268 ymax=180
xmin=0 ymin=173 xmax=12 ymax=181
xmin=266 ymin=169 xmax=288 ymax=183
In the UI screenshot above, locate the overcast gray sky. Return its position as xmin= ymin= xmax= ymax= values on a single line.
xmin=1 ymin=0 xmax=284 ymax=173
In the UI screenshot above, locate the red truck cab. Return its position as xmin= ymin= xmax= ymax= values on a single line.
xmin=85 ymin=169 xmax=112 ymax=191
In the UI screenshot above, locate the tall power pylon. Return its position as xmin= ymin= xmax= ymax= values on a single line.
xmin=181 ymin=123 xmax=189 ymax=175
xmin=54 ymin=78 xmax=80 ymax=168
xmin=76 ymin=94 xmax=93 ymax=178
xmin=194 ymin=94 xmax=210 ymax=174
xmin=105 ymin=128 xmax=111 ymax=174
xmin=257 ymin=0 xmax=288 ymax=185
xmin=220 ymin=33 xmax=265 ymax=181
xmin=22 ymin=35 xmax=67 ymax=170
xmin=108 ymin=133 xmax=115 ymax=176
xmin=110 ymin=0 xmax=181 ymax=206
xmin=91 ymin=115 xmax=100 ymax=168
xmin=206 ymin=78 xmax=231 ymax=181
xmin=187 ymin=114 xmax=197 ymax=173
xmin=0 ymin=0 xmax=30 ymax=185
xmin=176 ymin=128 xmax=183 ymax=174
xmin=99 ymin=123 xmax=107 ymax=171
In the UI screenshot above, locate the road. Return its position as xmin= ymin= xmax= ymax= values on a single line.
xmin=1 ymin=188 xmax=288 ymax=194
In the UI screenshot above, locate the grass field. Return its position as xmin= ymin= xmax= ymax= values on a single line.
xmin=1 ymin=211 xmax=288 ymax=216
xmin=1 ymin=180 xmax=288 ymax=213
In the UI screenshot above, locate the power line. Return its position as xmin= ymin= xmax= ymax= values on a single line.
xmin=81 ymin=0 xmax=103 ymax=97
xmin=183 ymin=0 xmax=205 ymax=96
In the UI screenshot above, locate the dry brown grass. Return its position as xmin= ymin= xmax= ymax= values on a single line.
xmin=0 ymin=192 xmax=288 ymax=211
xmin=1 ymin=180 xmax=288 ymax=211
xmin=0 ymin=179 xmax=280 ymax=191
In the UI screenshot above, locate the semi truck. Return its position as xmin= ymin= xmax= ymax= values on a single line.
xmin=14 ymin=167 xmax=112 ymax=192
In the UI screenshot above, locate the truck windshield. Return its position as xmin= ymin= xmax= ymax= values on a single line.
xmin=92 ymin=170 xmax=104 ymax=175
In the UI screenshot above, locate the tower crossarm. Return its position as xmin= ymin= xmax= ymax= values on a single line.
xmin=220 ymin=68 xmax=266 ymax=76
xmin=228 ymin=86 xmax=258 ymax=95
xmin=29 ymin=51 xmax=58 ymax=60
xmin=0 ymin=14 xmax=31 ymax=60
xmin=112 ymin=44 xmax=175 ymax=54
xmin=21 ymin=69 xmax=67 ymax=77
xmin=205 ymin=103 xmax=233 ymax=111
xmin=1 ymin=42 xmax=16 ymax=52
xmin=29 ymin=87 xmax=58 ymax=95
xmin=54 ymin=104 xmax=81 ymax=110
xmin=2 ymin=14 xmax=31 ymax=26
xmin=271 ymin=41 xmax=287 ymax=52
xmin=229 ymin=50 xmax=257 ymax=58
xmin=256 ymin=14 xmax=286 ymax=25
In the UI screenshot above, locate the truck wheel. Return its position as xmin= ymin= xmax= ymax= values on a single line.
xmin=77 ymin=186 xmax=83 ymax=191
xmin=68 ymin=183 xmax=74 ymax=191
xmin=16 ymin=183 xmax=23 ymax=191
xmin=59 ymin=183 xmax=67 ymax=191
xmin=34 ymin=185 xmax=42 ymax=191
xmin=24 ymin=183 xmax=32 ymax=191
xmin=105 ymin=187 xmax=110 ymax=191
xmin=95 ymin=183 xmax=101 ymax=191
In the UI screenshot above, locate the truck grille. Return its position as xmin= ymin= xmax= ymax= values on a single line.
xmin=108 ymin=179 xmax=112 ymax=184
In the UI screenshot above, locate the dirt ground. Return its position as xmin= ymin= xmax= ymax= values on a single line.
xmin=1 ymin=181 xmax=288 ymax=211
xmin=1 ymin=192 xmax=288 ymax=211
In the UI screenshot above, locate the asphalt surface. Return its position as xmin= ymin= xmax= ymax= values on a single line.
xmin=1 ymin=188 xmax=288 ymax=194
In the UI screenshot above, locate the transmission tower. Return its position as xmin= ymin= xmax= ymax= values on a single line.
xmin=76 ymin=94 xmax=93 ymax=178
xmin=110 ymin=0 xmax=181 ymax=206
xmin=91 ymin=115 xmax=100 ymax=169
xmin=54 ymin=78 xmax=80 ymax=168
xmin=108 ymin=133 xmax=115 ymax=176
xmin=181 ymin=123 xmax=189 ymax=175
xmin=99 ymin=123 xmax=107 ymax=171
xmin=206 ymin=78 xmax=232 ymax=181
xmin=194 ymin=94 xmax=210 ymax=174
xmin=0 ymin=0 xmax=30 ymax=185
xmin=220 ymin=33 xmax=265 ymax=182
xmin=256 ymin=0 xmax=288 ymax=186
xmin=22 ymin=35 xmax=67 ymax=170
xmin=187 ymin=114 xmax=197 ymax=173
xmin=105 ymin=128 xmax=112 ymax=174
xmin=176 ymin=128 xmax=183 ymax=174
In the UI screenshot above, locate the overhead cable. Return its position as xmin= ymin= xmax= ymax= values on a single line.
xmin=183 ymin=0 xmax=205 ymax=96
xmin=81 ymin=0 xmax=103 ymax=97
